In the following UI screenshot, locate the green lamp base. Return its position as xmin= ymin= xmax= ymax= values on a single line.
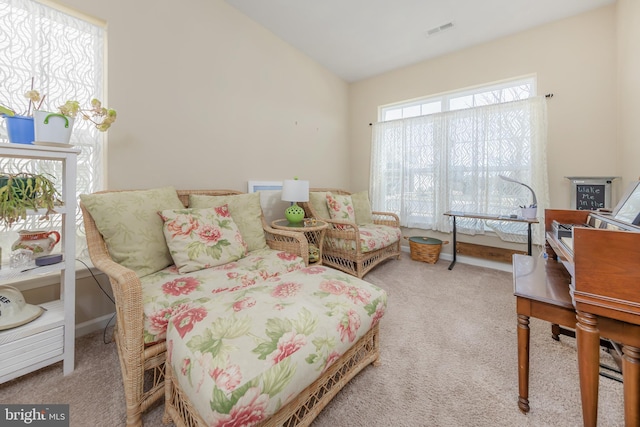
xmin=285 ymin=204 xmax=305 ymax=225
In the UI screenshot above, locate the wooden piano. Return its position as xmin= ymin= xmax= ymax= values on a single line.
xmin=513 ymin=181 xmax=640 ymax=427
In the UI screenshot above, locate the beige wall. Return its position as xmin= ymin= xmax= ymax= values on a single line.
xmin=47 ymin=0 xmax=352 ymax=329
xmin=59 ymin=0 xmax=351 ymax=191
xmin=618 ymin=0 xmax=640 ymax=188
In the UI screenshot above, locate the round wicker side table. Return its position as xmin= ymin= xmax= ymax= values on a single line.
xmin=271 ymin=219 xmax=328 ymax=265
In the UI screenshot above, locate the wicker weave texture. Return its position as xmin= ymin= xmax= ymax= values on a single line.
xmin=409 ymin=239 xmax=440 ymax=264
xmin=302 ymin=188 xmax=401 ymax=278
xmin=81 ymin=189 xmax=309 ymax=427
xmin=164 ymin=324 xmax=381 ymax=427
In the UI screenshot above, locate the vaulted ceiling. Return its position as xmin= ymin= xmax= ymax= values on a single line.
xmin=225 ymin=0 xmax=616 ymax=82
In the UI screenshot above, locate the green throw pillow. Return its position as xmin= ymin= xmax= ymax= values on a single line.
xmin=309 ymin=192 xmax=330 ymax=219
xmin=351 ymin=191 xmax=374 ymax=225
xmin=188 ymin=192 xmax=267 ymax=252
xmin=80 ymin=186 xmax=184 ymax=277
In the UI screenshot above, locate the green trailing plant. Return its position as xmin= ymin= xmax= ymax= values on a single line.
xmin=58 ymin=99 xmax=117 ymax=132
xmin=2 ymin=77 xmax=117 ymax=132
xmin=0 ymin=173 xmax=62 ymax=227
xmin=0 ymin=105 xmax=15 ymax=116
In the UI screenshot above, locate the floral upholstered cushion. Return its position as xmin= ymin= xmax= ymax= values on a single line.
xmin=327 ymin=224 xmax=401 ymax=253
xmin=140 ymin=248 xmax=305 ymax=344
xmin=189 ymin=193 xmax=268 ymax=252
xmin=326 ymin=192 xmax=355 ymax=229
xmin=165 ymin=265 xmax=387 ymax=426
xmin=159 ymin=206 xmax=248 ymax=274
xmin=351 ymin=191 xmax=373 ymax=225
xmin=80 ymin=186 xmax=185 ymax=277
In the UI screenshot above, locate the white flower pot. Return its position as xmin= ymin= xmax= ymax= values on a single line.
xmin=521 ymin=207 xmax=537 ymax=219
xmin=34 ymin=110 xmax=74 ymax=144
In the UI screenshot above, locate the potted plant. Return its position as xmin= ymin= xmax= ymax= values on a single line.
xmin=2 ymin=78 xmax=117 ymax=144
xmin=0 ymin=172 xmax=61 ymax=227
xmin=0 ymin=85 xmax=44 ymax=144
xmin=32 ymin=98 xmax=116 ymax=144
xmin=58 ymin=98 xmax=117 ymax=132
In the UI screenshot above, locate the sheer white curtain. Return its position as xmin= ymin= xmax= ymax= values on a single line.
xmin=0 ymin=0 xmax=106 ymax=258
xmin=370 ymin=96 xmax=549 ymax=244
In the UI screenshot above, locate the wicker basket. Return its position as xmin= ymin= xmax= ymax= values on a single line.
xmin=406 ymin=236 xmax=448 ymax=264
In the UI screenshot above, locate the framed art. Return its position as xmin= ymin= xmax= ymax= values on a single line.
xmin=247 ymin=181 xmax=283 ymax=193
xmin=247 ymin=181 xmax=287 ymax=223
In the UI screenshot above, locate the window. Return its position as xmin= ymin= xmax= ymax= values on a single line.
xmin=0 ymin=0 xmax=106 ymax=258
xmin=371 ymin=77 xmax=549 ymax=243
xmin=381 ymin=78 xmax=534 ymax=119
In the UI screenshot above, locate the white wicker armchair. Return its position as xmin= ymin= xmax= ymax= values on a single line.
xmin=302 ymin=188 xmax=401 ymax=278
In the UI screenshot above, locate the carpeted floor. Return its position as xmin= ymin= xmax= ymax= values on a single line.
xmin=0 ymin=253 xmax=624 ymax=426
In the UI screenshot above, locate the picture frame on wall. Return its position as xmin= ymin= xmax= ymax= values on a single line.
xmin=247 ymin=181 xmax=283 ymax=193
xmin=247 ymin=181 xmax=286 ymax=223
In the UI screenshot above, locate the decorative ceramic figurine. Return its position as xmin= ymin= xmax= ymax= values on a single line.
xmin=12 ymin=230 xmax=60 ymax=258
xmin=309 ymin=244 xmax=320 ymax=263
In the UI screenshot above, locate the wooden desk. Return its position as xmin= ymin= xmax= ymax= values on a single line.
xmin=444 ymin=211 xmax=538 ymax=270
xmin=515 ymin=208 xmax=640 ymax=427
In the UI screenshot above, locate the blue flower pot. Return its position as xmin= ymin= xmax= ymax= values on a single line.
xmin=3 ymin=115 xmax=35 ymax=144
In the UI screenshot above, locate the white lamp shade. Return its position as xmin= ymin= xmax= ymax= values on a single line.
xmin=281 ymin=179 xmax=309 ymax=202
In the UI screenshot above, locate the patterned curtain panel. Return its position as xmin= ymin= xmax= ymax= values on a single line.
xmin=370 ymin=96 xmax=549 ymax=244
xmin=0 ymin=0 xmax=105 ymax=258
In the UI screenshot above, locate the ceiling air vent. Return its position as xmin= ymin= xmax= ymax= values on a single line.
xmin=425 ymin=21 xmax=454 ymax=37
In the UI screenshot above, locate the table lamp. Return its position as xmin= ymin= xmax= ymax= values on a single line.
xmin=281 ymin=178 xmax=309 ymax=225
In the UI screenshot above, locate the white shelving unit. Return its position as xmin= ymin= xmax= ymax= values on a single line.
xmin=0 ymin=143 xmax=79 ymax=383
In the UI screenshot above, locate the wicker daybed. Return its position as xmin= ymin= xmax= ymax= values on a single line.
xmin=81 ymin=188 xmax=386 ymax=426
xmin=302 ymin=188 xmax=402 ymax=278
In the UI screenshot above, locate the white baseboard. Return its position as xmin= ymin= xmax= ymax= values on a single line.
xmin=401 ymin=245 xmax=513 ymax=272
xmin=75 ymin=312 xmax=116 ymax=337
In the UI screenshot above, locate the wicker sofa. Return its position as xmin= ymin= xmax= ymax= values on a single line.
xmin=80 ymin=187 xmax=387 ymax=427
xmin=302 ymin=188 xmax=402 ymax=278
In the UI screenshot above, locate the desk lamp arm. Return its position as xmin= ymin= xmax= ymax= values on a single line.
xmin=499 ymin=175 xmax=537 ymax=207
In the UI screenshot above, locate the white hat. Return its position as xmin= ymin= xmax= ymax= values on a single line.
xmin=0 ymin=285 xmax=44 ymax=330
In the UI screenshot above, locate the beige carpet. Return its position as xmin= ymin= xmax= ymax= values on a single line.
xmin=0 ymin=253 xmax=624 ymax=426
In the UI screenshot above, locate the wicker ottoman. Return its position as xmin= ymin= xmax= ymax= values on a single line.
xmin=163 ymin=265 xmax=388 ymax=427
xmin=407 ymin=236 xmax=447 ymax=264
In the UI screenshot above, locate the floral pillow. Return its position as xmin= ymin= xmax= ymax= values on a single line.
xmin=159 ymin=205 xmax=248 ymax=274
xmin=326 ymin=192 xmax=355 ymax=230
xmin=188 ymin=192 xmax=267 ymax=252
